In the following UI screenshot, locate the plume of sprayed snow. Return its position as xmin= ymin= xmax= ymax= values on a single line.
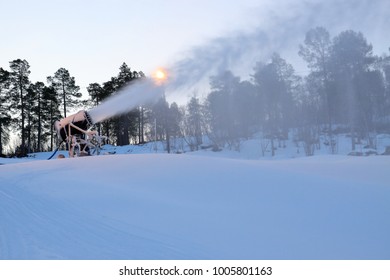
xmin=166 ymin=30 xmax=270 ymax=91
xmin=88 ymin=79 xmax=163 ymax=124
xmin=89 ymin=0 xmax=389 ymax=121
xmin=164 ymin=0 xmax=389 ymax=96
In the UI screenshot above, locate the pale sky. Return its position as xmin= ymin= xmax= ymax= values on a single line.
xmin=1 ymin=0 xmax=261 ymax=92
xmin=1 ymin=0 xmax=389 ymax=99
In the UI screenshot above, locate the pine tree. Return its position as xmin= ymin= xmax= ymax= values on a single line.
xmin=28 ymin=82 xmax=59 ymax=152
xmin=100 ymin=78 xmax=117 ymax=142
xmin=206 ymin=71 xmax=241 ymax=149
xmin=0 ymin=68 xmax=11 ymax=155
xmin=329 ymin=30 xmax=375 ymax=149
xmin=87 ymin=82 xmax=104 ymax=135
xmin=167 ymin=102 xmax=183 ymax=152
xmin=252 ymin=54 xmax=297 ymax=155
xmin=299 ymin=27 xmax=332 ymax=131
xmin=87 ymin=83 xmax=103 ymax=107
xmin=184 ymin=96 xmax=204 ymax=150
xmin=113 ymin=63 xmax=139 ymax=146
xmin=151 ymin=95 xmax=171 ymax=152
xmin=9 ymin=59 xmax=31 ymax=156
xmin=47 ymin=68 xmax=81 ymax=117
xmin=42 ymin=86 xmax=61 ymax=150
xmin=25 ymin=83 xmax=38 ymax=153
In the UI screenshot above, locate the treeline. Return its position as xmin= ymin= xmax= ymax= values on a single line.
xmin=180 ymin=27 xmax=390 ymax=156
xmin=0 ymin=60 xmax=80 ymax=156
xmin=0 ymin=61 xmax=147 ymax=156
xmin=158 ymin=27 xmax=390 ymax=156
xmin=1 ymin=27 xmax=390 ymax=156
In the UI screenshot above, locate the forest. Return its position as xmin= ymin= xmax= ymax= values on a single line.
xmin=0 ymin=27 xmax=389 ymax=157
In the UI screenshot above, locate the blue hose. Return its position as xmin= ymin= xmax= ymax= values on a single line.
xmin=47 ymin=141 xmax=64 ymax=160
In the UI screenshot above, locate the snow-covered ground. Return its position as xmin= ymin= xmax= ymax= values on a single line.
xmin=0 ymin=136 xmax=390 ymax=260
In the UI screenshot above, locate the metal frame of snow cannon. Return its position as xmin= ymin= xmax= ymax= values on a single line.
xmin=54 ymin=110 xmax=106 ymax=157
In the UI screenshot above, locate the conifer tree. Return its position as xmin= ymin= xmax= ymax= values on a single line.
xmin=25 ymin=83 xmax=38 ymax=153
xmin=47 ymin=68 xmax=81 ymax=117
xmin=113 ymin=63 xmax=139 ymax=146
xmin=0 ymin=68 xmax=11 ymax=155
xmin=43 ymin=86 xmax=61 ymax=150
xmin=206 ymin=70 xmax=242 ymax=149
xmin=329 ymin=30 xmax=375 ymax=149
xmin=299 ymin=27 xmax=332 ymax=130
xmin=9 ymin=59 xmax=31 ymax=156
xmin=87 ymin=82 xmax=104 ymax=135
xmin=28 ymin=82 xmax=58 ymax=152
xmin=252 ymin=54 xmax=297 ymax=155
xmin=184 ymin=96 xmax=204 ymax=150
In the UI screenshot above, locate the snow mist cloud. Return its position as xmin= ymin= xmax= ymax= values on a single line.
xmin=165 ymin=0 xmax=389 ymax=94
xmin=89 ymin=0 xmax=389 ymax=122
xmin=88 ymin=79 xmax=163 ymax=124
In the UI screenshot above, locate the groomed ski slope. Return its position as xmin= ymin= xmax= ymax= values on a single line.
xmin=0 ymin=153 xmax=389 ymax=259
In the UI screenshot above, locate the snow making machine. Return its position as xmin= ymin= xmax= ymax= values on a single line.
xmin=54 ymin=110 xmax=106 ymax=157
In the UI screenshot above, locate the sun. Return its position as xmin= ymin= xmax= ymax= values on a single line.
xmin=152 ymin=68 xmax=168 ymax=84
xmin=155 ymin=70 xmax=166 ymax=79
